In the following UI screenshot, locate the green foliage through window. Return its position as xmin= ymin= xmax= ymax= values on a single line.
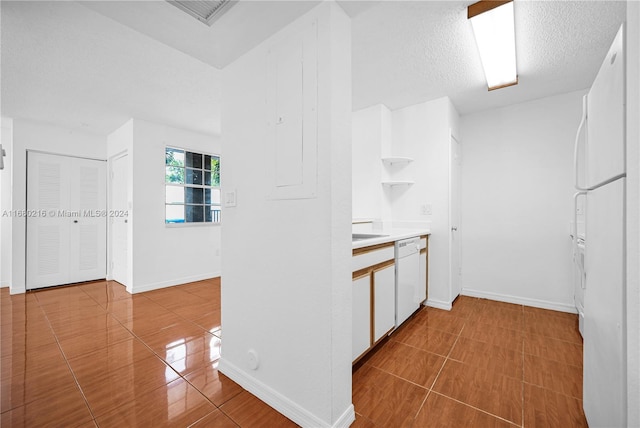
xmin=165 ymin=147 xmax=220 ymax=224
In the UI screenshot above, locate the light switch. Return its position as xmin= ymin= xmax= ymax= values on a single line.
xmin=224 ymin=189 xmax=237 ymax=207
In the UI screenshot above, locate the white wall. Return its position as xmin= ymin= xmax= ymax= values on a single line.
xmin=1 ymin=118 xmax=13 ymax=288
xmin=8 ymin=119 xmax=106 ymax=294
xmin=107 ymin=119 xmax=221 ymax=293
xmin=219 ymin=2 xmax=353 ymax=427
xmin=352 ymin=104 xmax=387 ymax=220
xmin=460 ymin=90 xmax=586 ymax=311
xmin=351 ymin=98 xmax=459 ymax=308
xmin=390 ymin=97 xmax=459 ymax=308
xmin=4 ymin=117 xmax=220 ymax=294
xmin=626 ymin=2 xmax=640 ymax=425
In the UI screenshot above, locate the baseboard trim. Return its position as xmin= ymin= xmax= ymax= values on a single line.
xmin=424 ymin=298 xmax=452 ymax=311
xmin=461 ymin=288 xmax=578 ymax=314
xmin=130 ymin=272 xmax=221 ymax=294
xmin=333 ymin=404 xmax=356 ymax=428
xmin=218 ymin=358 xmax=355 ymax=428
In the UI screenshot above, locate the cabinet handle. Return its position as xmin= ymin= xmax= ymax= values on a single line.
xmin=451 ymin=227 xmax=457 ymax=231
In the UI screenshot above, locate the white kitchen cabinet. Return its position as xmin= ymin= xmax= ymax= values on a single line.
xmin=419 ymin=236 xmax=428 ymax=303
xmin=373 ymin=264 xmax=395 ymax=342
xmin=352 ymin=274 xmax=371 ymax=362
xmin=351 ymin=236 xmax=429 ymax=363
xmin=352 ymin=242 xmax=396 ymax=363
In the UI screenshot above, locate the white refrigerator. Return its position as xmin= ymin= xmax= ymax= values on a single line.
xmin=574 ymin=24 xmax=626 ymax=427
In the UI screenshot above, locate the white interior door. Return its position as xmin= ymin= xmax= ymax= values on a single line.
xmin=110 ymin=154 xmax=128 ymax=286
xmin=27 ymin=152 xmax=106 ymax=289
xmin=449 ymin=134 xmax=462 ymax=300
xmin=27 ymin=153 xmax=72 ymax=288
xmin=69 ymin=157 xmax=107 ymax=283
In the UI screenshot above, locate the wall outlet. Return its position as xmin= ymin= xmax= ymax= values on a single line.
xmin=247 ymin=349 xmax=259 ymax=370
xmin=420 ymin=204 xmax=432 ymax=215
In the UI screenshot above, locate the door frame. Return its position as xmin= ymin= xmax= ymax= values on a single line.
xmin=107 ymin=150 xmax=129 ymax=289
xmin=448 ymin=132 xmax=462 ymax=302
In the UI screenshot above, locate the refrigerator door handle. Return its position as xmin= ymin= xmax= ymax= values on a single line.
xmin=573 ymin=191 xmax=588 ymax=266
xmin=573 ymin=191 xmax=589 ymax=260
xmin=583 ymin=173 xmax=627 ymax=192
xmin=574 ymin=95 xmax=590 ymax=191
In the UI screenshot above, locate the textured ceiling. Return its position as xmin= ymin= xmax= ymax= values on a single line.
xmin=0 ymin=1 xmax=628 ymax=136
xmin=79 ymin=0 xmax=325 ymax=69
xmin=1 ymin=1 xmax=221 ymax=136
xmin=351 ymin=0 xmax=627 ymax=114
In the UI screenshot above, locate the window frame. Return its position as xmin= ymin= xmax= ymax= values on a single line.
xmin=165 ymin=146 xmax=221 ymax=227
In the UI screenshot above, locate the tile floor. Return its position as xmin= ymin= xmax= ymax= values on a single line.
xmin=352 ymin=295 xmax=587 ymax=427
xmin=1 ymin=279 xmax=587 ymax=427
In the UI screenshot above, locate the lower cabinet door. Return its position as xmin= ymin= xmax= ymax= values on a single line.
xmin=352 ymin=275 xmax=371 ymax=362
xmin=373 ymin=264 xmax=395 ymax=342
xmin=419 ymin=250 xmax=427 ymax=304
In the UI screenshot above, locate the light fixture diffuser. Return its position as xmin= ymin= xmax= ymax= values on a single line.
xmin=468 ymin=0 xmax=518 ymax=90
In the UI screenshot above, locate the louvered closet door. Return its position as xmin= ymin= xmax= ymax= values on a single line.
xmin=27 ymin=152 xmax=106 ymax=289
xmin=68 ymin=157 xmax=107 ymax=283
xmin=27 ymin=153 xmax=72 ymax=288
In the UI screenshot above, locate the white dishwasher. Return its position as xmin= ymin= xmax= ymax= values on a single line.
xmin=395 ymin=237 xmax=422 ymax=327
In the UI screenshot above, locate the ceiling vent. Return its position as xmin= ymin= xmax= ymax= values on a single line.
xmin=167 ymin=0 xmax=236 ymax=26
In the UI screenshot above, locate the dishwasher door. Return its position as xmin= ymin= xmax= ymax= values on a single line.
xmin=395 ymin=237 xmax=421 ymax=327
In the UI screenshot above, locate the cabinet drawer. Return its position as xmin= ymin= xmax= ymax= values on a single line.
xmin=352 ymin=244 xmax=394 ymax=272
xmin=419 ymin=237 xmax=427 ymax=250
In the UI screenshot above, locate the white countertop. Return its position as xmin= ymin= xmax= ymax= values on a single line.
xmin=352 ymin=228 xmax=430 ymax=250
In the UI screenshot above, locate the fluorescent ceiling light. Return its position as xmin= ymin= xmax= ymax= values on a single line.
xmin=468 ymin=0 xmax=518 ymax=90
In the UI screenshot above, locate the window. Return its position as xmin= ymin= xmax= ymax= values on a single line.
xmin=165 ymin=147 xmax=220 ymax=224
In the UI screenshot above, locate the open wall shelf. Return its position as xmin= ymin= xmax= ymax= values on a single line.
xmin=381 ymin=157 xmax=414 ymax=166
xmin=381 ymin=181 xmax=415 ymax=187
